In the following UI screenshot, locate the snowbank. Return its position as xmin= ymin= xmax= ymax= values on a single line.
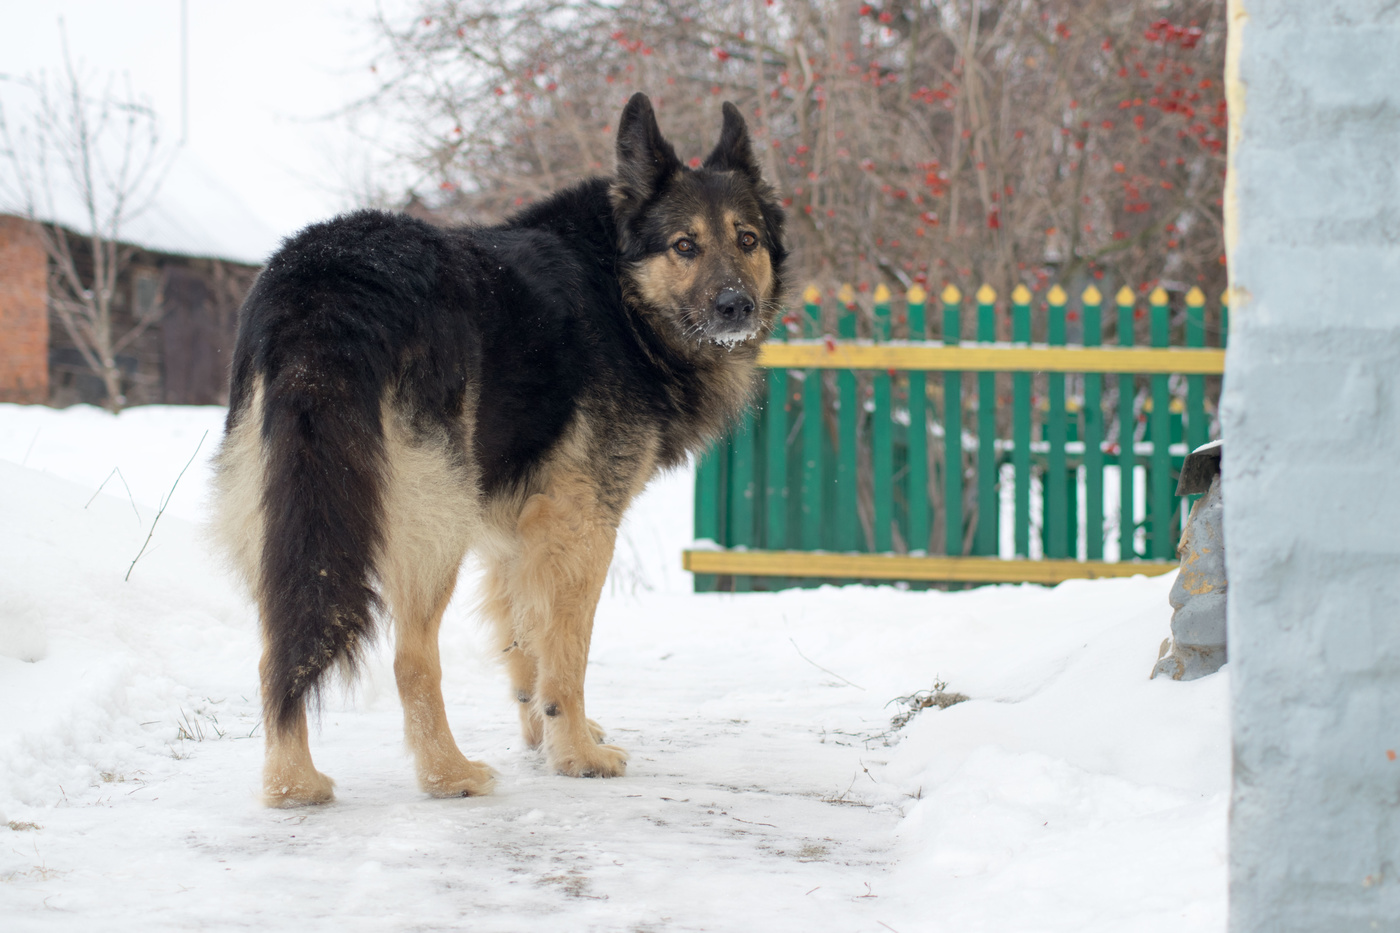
xmin=0 ymin=403 xmax=1227 ymax=931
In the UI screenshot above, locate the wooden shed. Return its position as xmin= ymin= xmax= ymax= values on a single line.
xmin=0 ymin=216 xmax=261 ymax=407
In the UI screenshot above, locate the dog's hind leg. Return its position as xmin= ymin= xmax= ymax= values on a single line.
xmin=231 ymin=371 xmax=384 ymax=809
xmin=389 ymin=573 xmax=495 ymax=797
xmin=509 ymin=469 xmax=629 ymax=778
xmin=260 ymin=653 xmax=336 ymax=808
xmin=213 ymin=387 xmax=333 ymax=808
xmin=381 ymin=415 xmax=495 ymax=797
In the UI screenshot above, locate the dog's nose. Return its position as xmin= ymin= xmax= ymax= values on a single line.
xmin=714 ymin=289 xmax=755 ymax=322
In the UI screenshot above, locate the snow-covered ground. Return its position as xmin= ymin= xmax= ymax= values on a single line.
xmin=0 ymin=404 xmax=1228 ymax=931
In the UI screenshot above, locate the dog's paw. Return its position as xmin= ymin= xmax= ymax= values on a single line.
xmin=263 ymin=769 xmax=336 ymax=808
xmin=585 ymin=718 xmax=607 ymax=743
xmin=550 ymin=741 xmax=629 ymax=778
xmin=419 ymin=758 xmax=497 ymax=798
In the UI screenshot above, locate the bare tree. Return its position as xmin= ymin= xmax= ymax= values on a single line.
xmin=368 ymin=0 xmax=1227 ymax=328
xmin=0 ymin=30 xmax=172 ymax=412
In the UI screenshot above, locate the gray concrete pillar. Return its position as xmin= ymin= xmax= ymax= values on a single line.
xmin=1223 ymin=1 xmax=1400 ymax=929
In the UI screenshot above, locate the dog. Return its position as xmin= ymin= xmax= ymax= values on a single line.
xmin=211 ymin=93 xmax=787 ymax=806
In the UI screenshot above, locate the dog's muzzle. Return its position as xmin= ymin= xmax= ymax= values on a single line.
xmin=707 ymin=288 xmax=758 ymax=343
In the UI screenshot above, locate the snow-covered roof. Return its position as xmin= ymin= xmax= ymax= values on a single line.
xmin=0 ymin=79 xmax=281 ymax=266
xmin=0 ymin=145 xmax=281 ymax=266
xmin=104 ymin=148 xmax=281 ymax=265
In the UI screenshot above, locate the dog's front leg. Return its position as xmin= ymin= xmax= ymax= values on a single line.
xmin=513 ymin=474 xmax=628 ymax=778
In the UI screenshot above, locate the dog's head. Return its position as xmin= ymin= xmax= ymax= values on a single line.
xmin=611 ymin=93 xmax=787 ymax=347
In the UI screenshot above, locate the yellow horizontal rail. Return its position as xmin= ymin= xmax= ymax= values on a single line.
xmin=682 ymin=549 xmax=1176 ymax=585
xmin=757 ymin=341 xmax=1226 ymax=374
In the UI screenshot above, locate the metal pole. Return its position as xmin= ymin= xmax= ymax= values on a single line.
xmin=180 ymin=0 xmax=188 ymax=146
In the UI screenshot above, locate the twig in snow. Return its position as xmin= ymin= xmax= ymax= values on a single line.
xmin=21 ymin=428 xmax=40 ymax=466
xmin=85 ymin=466 xmax=141 ymax=523
xmin=732 ymin=816 xmax=778 ymax=828
xmin=877 ymin=922 xmax=904 ymax=932
xmin=125 ymin=430 xmax=205 ymax=582
xmin=789 ymin=637 xmax=865 ymax=690
xmin=824 ymin=769 xmax=861 ymax=804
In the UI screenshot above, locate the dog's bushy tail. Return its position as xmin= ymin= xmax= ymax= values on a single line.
xmin=258 ymin=357 xmax=385 ymax=735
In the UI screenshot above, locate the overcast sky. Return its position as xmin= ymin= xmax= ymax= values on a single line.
xmin=0 ymin=0 xmax=413 ymax=246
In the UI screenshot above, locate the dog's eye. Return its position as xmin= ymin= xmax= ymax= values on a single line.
xmin=739 ymin=232 xmax=758 ymax=251
xmin=673 ymin=238 xmax=696 ymax=256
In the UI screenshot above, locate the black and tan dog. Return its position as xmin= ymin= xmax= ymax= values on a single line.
xmin=211 ymin=93 xmax=786 ymax=806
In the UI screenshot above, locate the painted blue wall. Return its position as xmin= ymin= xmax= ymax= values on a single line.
xmin=1223 ymin=1 xmax=1400 ymax=929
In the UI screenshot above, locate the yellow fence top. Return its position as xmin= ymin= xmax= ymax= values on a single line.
xmin=757 ymin=341 xmax=1226 ymax=374
xmin=683 ymin=549 xmax=1177 ymax=584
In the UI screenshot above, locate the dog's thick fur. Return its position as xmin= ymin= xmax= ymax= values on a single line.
xmin=211 ymin=94 xmax=786 ymax=806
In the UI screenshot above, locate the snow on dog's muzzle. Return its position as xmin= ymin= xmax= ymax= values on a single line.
xmin=707 ymin=288 xmax=758 ymax=343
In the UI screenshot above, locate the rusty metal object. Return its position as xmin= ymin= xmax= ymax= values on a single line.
xmin=1153 ymin=442 xmax=1227 ymax=681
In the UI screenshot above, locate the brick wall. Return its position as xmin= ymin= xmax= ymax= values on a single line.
xmin=0 ymin=215 xmax=49 ymax=403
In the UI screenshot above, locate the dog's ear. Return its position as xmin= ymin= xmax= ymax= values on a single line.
xmin=612 ymin=93 xmax=680 ymax=214
xmin=703 ymin=102 xmax=761 ymax=181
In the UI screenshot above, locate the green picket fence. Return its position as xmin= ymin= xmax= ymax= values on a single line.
xmin=684 ymin=282 xmax=1228 ymax=591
